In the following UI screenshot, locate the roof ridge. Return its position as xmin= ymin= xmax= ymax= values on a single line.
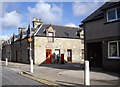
xmin=43 ymin=24 xmax=79 ymax=29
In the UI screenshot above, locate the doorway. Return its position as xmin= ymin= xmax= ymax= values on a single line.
xmin=55 ymin=49 xmax=60 ymax=63
xmin=87 ymin=42 xmax=102 ymax=68
xmin=67 ymin=49 xmax=72 ymax=62
xmin=46 ymin=49 xmax=52 ymax=64
xmin=16 ymin=50 xmax=18 ymax=62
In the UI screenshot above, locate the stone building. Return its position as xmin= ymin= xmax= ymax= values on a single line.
xmin=5 ymin=18 xmax=84 ymax=65
xmin=2 ymin=39 xmax=11 ymax=61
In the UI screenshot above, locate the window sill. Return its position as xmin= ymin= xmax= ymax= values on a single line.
xmin=48 ymin=41 xmax=54 ymax=43
xmin=104 ymin=19 xmax=120 ymax=24
xmin=108 ymin=57 xmax=120 ymax=59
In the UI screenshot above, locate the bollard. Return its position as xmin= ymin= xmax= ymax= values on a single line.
xmin=85 ymin=60 xmax=90 ymax=86
xmin=5 ymin=58 xmax=8 ymax=66
xmin=30 ymin=58 xmax=33 ymax=73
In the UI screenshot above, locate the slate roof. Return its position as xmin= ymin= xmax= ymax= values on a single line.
xmin=82 ymin=1 xmax=120 ymax=23
xmin=35 ymin=24 xmax=80 ymax=39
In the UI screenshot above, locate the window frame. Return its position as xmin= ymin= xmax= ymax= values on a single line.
xmin=48 ymin=32 xmax=54 ymax=42
xmin=108 ymin=41 xmax=120 ymax=59
xmin=116 ymin=7 xmax=120 ymax=19
xmin=107 ymin=7 xmax=120 ymax=22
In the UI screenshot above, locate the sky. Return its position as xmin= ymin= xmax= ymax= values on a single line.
xmin=1 ymin=0 xmax=106 ymax=40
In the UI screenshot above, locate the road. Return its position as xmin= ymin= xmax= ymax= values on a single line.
xmin=2 ymin=66 xmax=48 ymax=87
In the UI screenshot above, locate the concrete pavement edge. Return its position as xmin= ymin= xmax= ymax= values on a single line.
xmin=18 ymin=71 xmax=63 ymax=87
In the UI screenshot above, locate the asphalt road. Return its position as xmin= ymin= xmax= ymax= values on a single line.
xmin=2 ymin=66 xmax=48 ymax=87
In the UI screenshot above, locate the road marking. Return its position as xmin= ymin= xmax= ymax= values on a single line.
xmin=19 ymin=71 xmax=62 ymax=87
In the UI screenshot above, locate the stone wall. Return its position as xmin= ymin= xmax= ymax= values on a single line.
xmin=34 ymin=36 xmax=84 ymax=65
xmin=11 ymin=39 xmax=30 ymax=64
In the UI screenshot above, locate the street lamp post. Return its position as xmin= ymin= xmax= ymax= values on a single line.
xmin=29 ymin=15 xmax=33 ymax=73
xmin=16 ymin=11 xmax=33 ymax=73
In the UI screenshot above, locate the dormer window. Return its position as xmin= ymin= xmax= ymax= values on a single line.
xmin=43 ymin=29 xmax=47 ymax=34
xmin=48 ymin=32 xmax=54 ymax=42
xmin=65 ymin=32 xmax=69 ymax=37
xmin=76 ymin=31 xmax=80 ymax=37
xmin=107 ymin=7 xmax=120 ymax=22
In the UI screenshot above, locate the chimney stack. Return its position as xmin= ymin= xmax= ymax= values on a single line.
xmin=18 ymin=27 xmax=26 ymax=35
xmin=32 ymin=17 xmax=43 ymax=28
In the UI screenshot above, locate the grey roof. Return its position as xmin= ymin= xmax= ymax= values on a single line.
xmin=82 ymin=2 xmax=120 ymax=23
xmin=35 ymin=24 xmax=80 ymax=39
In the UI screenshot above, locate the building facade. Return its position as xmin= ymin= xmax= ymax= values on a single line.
xmin=81 ymin=2 xmax=120 ymax=72
xmin=34 ymin=24 xmax=84 ymax=64
xmin=3 ymin=18 xmax=84 ymax=65
xmin=2 ymin=39 xmax=11 ymax=61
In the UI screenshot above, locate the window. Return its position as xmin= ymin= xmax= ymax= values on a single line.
xmin=81 ymin=40 xmax=84 ymax=44
xmin=67 ymin=49 xmax=72 ymax=62
xmin=108 ymin=41 xmax=120 ymax=59
xmin=119 ymin=42 xmax=120 ymax=57
xmin=107 ymin=7 xmax=120 ymax=22
xmin=81 ymin=49 xmax=84 ymax=59
xmin=68 ymin=51 xmax=71 ymax=57
xmin=107 ymin=9 xmax=116 ymax=21
xmin=28 ymin=49 xmax=30 ymax=61
xmin=117 ymin=7 xmax=120 ymax=19
xmin=48 ymin=32 xmax=54 ymax=42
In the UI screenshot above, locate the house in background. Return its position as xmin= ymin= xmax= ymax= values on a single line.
xmin=81 ymin=2 xmax=120 ymax=72
xmin=3 ymin=17 xmax=84 ymax=65
xmin=2 ymin=39 xmax=11 ymax=61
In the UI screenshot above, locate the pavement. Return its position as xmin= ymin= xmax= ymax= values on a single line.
xmin=2 ymin=66 xmax=48 ymax=86
xmin=1 ymin=61 xmax=120 ymax=87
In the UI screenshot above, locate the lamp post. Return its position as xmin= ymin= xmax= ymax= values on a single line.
xmin=29 ymin=15 xmax=33 ymax=73
xmin=16 ymin=11 xmax=33 ymax=73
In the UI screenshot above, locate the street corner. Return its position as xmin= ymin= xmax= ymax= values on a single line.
xmin=18 ymin=71 xmax=62 ymax=87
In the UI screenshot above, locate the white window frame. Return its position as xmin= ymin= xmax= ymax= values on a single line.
xmin=48 ymin=32 xmax=54 ymax=42
xmin=108 ymin=41 xmax=120 ymax=59
xmin=107 ymin=7 xmax=120 ymax=22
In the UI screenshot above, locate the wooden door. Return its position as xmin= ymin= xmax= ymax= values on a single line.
xmin=87 ymin=42 xmax=102 ymax=68
xmin=46 ymin=49 xmax=52 ymax=64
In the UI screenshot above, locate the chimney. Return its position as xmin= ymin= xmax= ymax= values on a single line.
xmin=32 ymin=17 xmax=43 ymax=28
xmin=18 ymin=27 xmax=26 ymax=35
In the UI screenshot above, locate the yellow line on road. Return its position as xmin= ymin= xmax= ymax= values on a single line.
xmin=18 ymin=71 xmax=63 ymax=87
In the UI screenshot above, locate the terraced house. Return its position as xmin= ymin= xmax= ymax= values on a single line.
xmin=81 ymin=2 xmax=120 ymax=72
xmin=2 ymin=18 xmax=84 ymax=65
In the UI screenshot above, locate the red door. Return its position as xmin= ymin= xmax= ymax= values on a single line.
xmin=61 ymin=54 xmax=64 ymax=64
xmin=46 ymin=49 xmax=52 ymax=64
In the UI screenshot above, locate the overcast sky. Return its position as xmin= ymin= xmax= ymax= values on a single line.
xmin=1 ymin=0 xmax=106 ymax=39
